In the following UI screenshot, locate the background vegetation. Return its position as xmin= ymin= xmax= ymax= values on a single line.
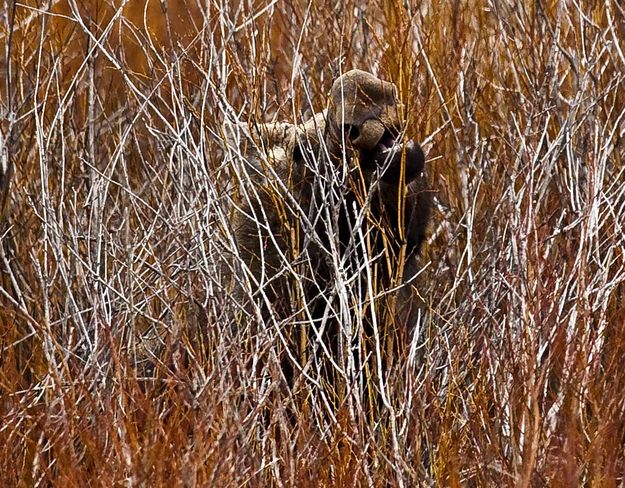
xmin=1 ymin=0 xmax=624 ymax=485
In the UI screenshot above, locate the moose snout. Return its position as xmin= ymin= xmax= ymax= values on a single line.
xmin=343 ymin=118 xmax=387 ymax=151
xmin=376 ymin=139 xmax=425 ymax=184
xmin=340 ymin=116 xmax=424 ymax=184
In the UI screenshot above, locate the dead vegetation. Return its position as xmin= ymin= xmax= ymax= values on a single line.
xmin=1 ymin=0 xmax=625 ymax=486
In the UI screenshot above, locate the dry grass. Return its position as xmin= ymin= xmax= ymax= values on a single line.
xmin=1 ymin=0 xmax=625 ymax=486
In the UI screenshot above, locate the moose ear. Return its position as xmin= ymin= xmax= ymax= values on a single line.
xmin=222 ymin=119 xmax=298 ymax=163
xmin=291 ymin=111 xmax=328 ymax=165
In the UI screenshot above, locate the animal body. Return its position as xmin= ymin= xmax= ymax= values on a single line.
xmin=222 ymin=69 xmax=431 ymax=399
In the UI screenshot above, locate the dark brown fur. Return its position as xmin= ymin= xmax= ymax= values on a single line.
xmin=224 ymin=70 xmax=431 ymax=400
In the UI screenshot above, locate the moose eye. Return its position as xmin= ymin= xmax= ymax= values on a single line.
xmin=342 ymin=124 xmax=360 ymax=141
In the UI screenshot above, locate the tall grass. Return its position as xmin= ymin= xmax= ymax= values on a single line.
xmin=1 ymin=0 xmax=624 ymax=485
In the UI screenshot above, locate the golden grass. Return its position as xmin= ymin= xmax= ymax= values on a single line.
xmin=1 ymin=0 xmax=625 ymax=485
